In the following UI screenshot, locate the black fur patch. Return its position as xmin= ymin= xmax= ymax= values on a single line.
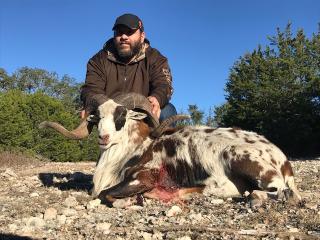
xmin=204 ymin=128 xmax=215 ymax=133
xmin=153 ymin=138 xmax=183 ymax=157
xmin=163 ymin=138 xmax=183 ymax=157
xmin=182 ymin=131 xmax=190 ymax=138
xmin=114 ymin=106 xmax=127 ymax=131
xmin=164 ymin=158 xmax=209 ymax=187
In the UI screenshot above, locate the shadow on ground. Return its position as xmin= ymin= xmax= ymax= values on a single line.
xmin=0 ymin=233 xmax=33 ymax=240
xmin=38 ymin=172 xmax=93 ymax=192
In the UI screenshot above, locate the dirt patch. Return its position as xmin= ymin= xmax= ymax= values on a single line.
xmin=0 ymin=152 xmax=319 ymax=239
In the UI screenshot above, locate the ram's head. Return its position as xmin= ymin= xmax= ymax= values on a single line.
xmin=39 ymin=93 xmax=188 ymax=143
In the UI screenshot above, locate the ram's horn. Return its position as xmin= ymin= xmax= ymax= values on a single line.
xmin=113 ymin=93 xmax=160 ymax=128
xmin=151 ymin=115 xmax=190 ymax=138
xmin=39 ymin=93 xmax=110 ymax=139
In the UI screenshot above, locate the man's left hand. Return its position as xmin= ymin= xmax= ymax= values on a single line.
xmin=147 ymin=96 xmax=161 ymax=119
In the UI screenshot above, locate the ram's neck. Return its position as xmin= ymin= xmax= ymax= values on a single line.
xmin=92 ymin=121 xmax=152 ymax=197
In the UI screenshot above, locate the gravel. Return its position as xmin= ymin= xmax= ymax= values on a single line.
xmin=0 ymin=152 xmax=319 ymax=239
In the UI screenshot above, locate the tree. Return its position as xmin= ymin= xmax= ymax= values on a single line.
xmin=3 ymin=67 xmax=82 ymax=110
xmin=0 ymin=68 xmax=15 ymax=91
xmin=215 ymin=23 xmax=320 ymax=156
xmin=0 ymin=90 xmax=34 ymax=148
xmin=188 ymin=104 xmax=204 ymax=125
xmin=0 ymin=90 xmax=99 ymax=162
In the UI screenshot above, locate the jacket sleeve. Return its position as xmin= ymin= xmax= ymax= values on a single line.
xmin=80 ymin=51 xmax=107 ymax=110
xmin=148 ymin=49 xmax=173 ymax=108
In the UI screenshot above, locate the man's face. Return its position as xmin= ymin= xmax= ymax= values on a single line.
xmin=113 ymin=25 xmax=145 ymax=61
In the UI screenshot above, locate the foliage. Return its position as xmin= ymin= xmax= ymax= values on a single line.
xmin=187 ymin=104 xmax=204 ymax=125
xmin=176 ymin=104 xmax=217 ymax=128
xmin=215 ymin=23 xmax=320 ymax=156
xmin=0 ymin=70 xmax=99 ymax=162
xmin=0 ymin=67 xmax=82 ymax=110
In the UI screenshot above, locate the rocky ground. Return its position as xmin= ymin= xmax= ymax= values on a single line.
xmin=0 ymin=151 xmax=319 ymax=240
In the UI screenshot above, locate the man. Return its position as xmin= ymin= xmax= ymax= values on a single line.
xmin=80 ymin=13 xmax=177 ymax=121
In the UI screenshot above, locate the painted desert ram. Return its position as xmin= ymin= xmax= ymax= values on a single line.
xmin=39 ymin=93 xmax=301 ymax=204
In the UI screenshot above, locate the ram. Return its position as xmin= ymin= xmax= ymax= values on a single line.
xmin=40 ymin=93 xmax=301 ymax=204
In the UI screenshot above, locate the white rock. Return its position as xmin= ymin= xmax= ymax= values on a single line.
xmin=243 ymin=191 xmax=251 ymax=197
xmin=288 ymin=227 xmax=299 ymax=233
xmin=54 ymin=189 xmax=62 ymax=195
xmin=8 ymin=223 xmax=18 ymax=231
xmin=26 ymin=217 xmax=45 ymax=228
xmin=127 ymin=205 xmax=144 ymax=211
xmin=66 ymin=218 xmax=74 ymax=224
xmin=141 ymin=232 xmax=152 ymax=240
xmin=177 ymin=236 xmax=191 ymax=240
xmin=152 ymin=230 xmax=163 ymax=240
xmin=75 ymin=205 xmax=85 ymax=211
xmin=166 ymin=205 xmax=182 ymax=217
xmin=1 ymin=168 xmax=17 ymax=178
xmin=86 ymin=199 xmax=101 ymax=209
xmin=29 ymin=192 xmax=40 ymax=197
xmin=57 ymin=215 xmax=67 ymax=225
xmin=61 ymin=208 xmax=77 ymax=216
xmin=63 ymin=196 xmax=78 ymax=207
xmin=112 ymin=198 xmax=132 ymax=209
xmin=96 ymin=222 xmax=111 ymax=234
xmin=138 ymin=218 xmax=146 ymax=223
xmin=238 ymin=229 xmax=257 ymax=235
xmin=250 ymin=190 xmax=268 ymax=200
xmin=21 ymin=226 xmax=35 ymax=235
xmin=17 ymin=185 xmax=28 ymax=193
xmin=254 ymin=223 xmax=267 ymax=230
xmin=71 ymin=191 xmax=83 ymax=196
xmin=305 ymin=203 xmax=318 ymax=210
xmin=189 ymin=213 xmax=203 ymax=221
xmin=28 ymin=175 xmax=40 ymax=181
xmin=210 ymin=199 xmax=224 ymax=205
xmin=44 ymin=207 xmax=57 ymax=220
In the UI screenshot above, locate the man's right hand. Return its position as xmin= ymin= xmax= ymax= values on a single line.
xmin=80 ymin=110 xmax=86 ymax=119
xmin=147 ymin=96 xmax=161 ymax=119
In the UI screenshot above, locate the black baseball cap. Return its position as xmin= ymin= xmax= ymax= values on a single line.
xmin=112 ymin=13 xmax=144 ymax=31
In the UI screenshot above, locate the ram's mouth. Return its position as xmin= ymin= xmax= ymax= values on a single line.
xmin=99 ymin=142 xmax=117 ymax=150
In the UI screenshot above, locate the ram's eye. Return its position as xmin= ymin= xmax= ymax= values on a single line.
xmin=114 ymin=106 xmax=127 ymax=131
xmin=88 ymin=115 xmax=100 ymax=123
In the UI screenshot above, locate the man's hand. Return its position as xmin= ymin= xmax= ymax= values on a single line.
xmin=80 ymin=110 xmax=86 ymax=119
xmin=147 ymin=96 xmax=161 ymax=119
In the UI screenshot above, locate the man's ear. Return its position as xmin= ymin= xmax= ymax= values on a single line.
xmin=128 ymin=110 xmax=147 ymax=120
xmin=140 ymin=31 xmax=145 ymax=44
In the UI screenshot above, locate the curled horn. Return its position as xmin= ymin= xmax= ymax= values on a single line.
xmin=113 ymin=93 xmax=160 ymax=128
xmin=39 ymin=94 xmax=110 ymax=139
xmin=39 ymin=118 xmax=95 ymax=140
xmin=151 ymin=114 xmax=190 ymax=138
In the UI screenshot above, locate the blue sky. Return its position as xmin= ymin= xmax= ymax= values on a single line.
xmin=1 ymin=1 xmax=319 ymax=113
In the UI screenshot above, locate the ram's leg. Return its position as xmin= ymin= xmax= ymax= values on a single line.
xmin=223 ymin=145 xmax=294 ymax=201
xmin=143 ymin=186 xmax=204 ymax=203
xmin=178 ymin=186 xmax=205 ymax=198
xmin=281 ymin=161 xmax=302 ymax=201
xmin=202 ymin=176 xmax=241 ymax=198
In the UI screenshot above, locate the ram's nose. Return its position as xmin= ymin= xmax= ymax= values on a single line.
xmin=98 ymin=134 xmax=110 ymax=145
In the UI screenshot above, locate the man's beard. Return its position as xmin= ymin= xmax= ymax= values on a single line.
xmin=115 ymin=40 xmax=143 ymax=63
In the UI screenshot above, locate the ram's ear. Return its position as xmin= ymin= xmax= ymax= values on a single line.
xmin=128 ymin=110 xmax=147 ymax=120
